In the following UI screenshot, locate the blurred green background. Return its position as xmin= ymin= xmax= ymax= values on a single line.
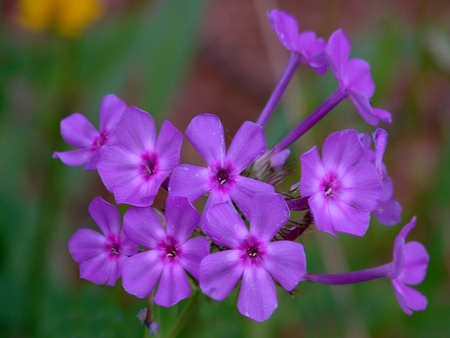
xmin=1 ymin=0 xmax=449 ymax=337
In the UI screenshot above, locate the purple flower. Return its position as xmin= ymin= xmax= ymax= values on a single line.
xmin=389 ymin=216 xmax=429 ymax=315
xmin=326 ymin=29 xmax=392 ymax=125
xmin=53 ymin=94 xmax=127 ymax=170
xmin=97 ymin=106 xmax=182 ymax=207
xmin=200 ymin=193 xmax=306 ymax=322
xmin=267 ymin=9 xmax=328 ymax=74
xmin=121 ymin=196 xmax=210 ymax=307
xmin=300 ymin=129 xmax=382 ymax=236
xmin=168 ymin=114 xmax=274 ymax=218
xmin=68 ymin=197 xmax=138 ymax=286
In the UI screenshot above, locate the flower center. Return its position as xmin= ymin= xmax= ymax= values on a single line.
xmin=247 ymin=246 xmax=258 ymax=258
xmin=141 ymin=153 xmax=158 ymax=177
xmin=92 ymin=131 xmax=108 ymax=150
xmin=216 ymin=169 xmax=229 ymax=185
xmin=110 ymin=242 xmax=119 ymax=255
xmin=145 ymin=160 xmax=155 ymax=176
xmin=166 ymin=246 xmax=177 ymax=258
xmin=324 ymin=182 xmax=333 ymax=196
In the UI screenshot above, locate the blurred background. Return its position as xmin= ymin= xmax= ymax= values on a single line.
xmin=1 ymin=0 xmax=449 ymax=337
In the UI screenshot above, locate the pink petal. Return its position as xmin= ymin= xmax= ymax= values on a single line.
xmin=372 ymin=108 xmax=392 ymax=123
xmin=348 ymin=91 xmax=380 ymax=126
xmin=88 ymin=197 xmax=121 ymax=238
xmin=249 ymin=193 xmax=289 ymax=243
xmin=226 ymin=122 xmax=266 ymax=173
xmin=203 ymin=202 xmax=249 ymax=248
xmin=114 ymin=107 xmax=156 ymax=155
xmin=238 ymin=264 xmax=277 ymax=322
xmin=165 ymin=196 xmax=200 ymax=244
xmin=60 ymin=113 xmax=98 ymax=148
xmin=154 ymin=121 xmax=182 ymax=170
xmin=68 ymin=228 xmax=108 ymax=263
xmin=52 ymin=149 xmax=94 ymax=167
xmin=177 ymin=237 xmax=210 ymax=281
xmin=326 ymin=29 xmax=351 ymax=82
xmin=79 ymin=251 xmax=124 ymax=286
xmin=154 ymin=262 xmax=191 ymax=307
xmin=185 ymin=114 xmax=226 ymax=166
xmin=398 ymin=241 xmax=429 ymax=285
xmin=373 ymin=197 xmax=402 ymax=226
xmin=300 ymin=146 xmax=326 ymax=197
xmin=267 ymin=9 xmax=299 ymax=51
xmin=122 ymin=250 xmax=164 ymax=298
xmin=123 ymin=206 xmax=166 ymax=249
xmin=99 ymin=94 xmax=127 ymax=132
xmin=343 ymin=59 xmax=375 ymax=97
xmin=261 ymin=241 xmax=306 ymax=291
xmin=200 ymin=250 xmax=244 ymax=300
xmin=229 ymin=176 xmax=274 ymax=218
xmin=392 ymin=279 xmax=427 ymax=315
xmin=168 ymin=164 xmax=214 ymax=202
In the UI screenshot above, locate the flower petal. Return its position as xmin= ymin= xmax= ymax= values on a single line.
xmin=123 ymin=206 xmax=166 ymax=249
xmin=343 ymin=59 xmax=374 ymax=98
xmin=122 ymin=250 xmax=164 ymax=298
xmin=165 ymin=196 xmax=200 ymax=244
xmin=373 ymin=197 xmax=402 ymax=226
xmin=326 ymin=29 xmax=351 ymax=83
xmin=267 ymin=9 xmax=299 ymax=51
xmin=154 ymin=262 xmax=191 ymax=307
xmin=168 ymin=164 xmax=214 ymax=201
xmin=88 ymin=197 xmax=121 ymax=238
xmin=300 ymin=146 xmax=326 ymax=197
xmin=60 ymin=113 xmax=98 ymax=148
xmin=68 ymin=228 xmax=108 ymax=263
xmin=99 ymin=94 xmax=127 ymax=132
xmin=79 ymin=251 xmax=123 ymax=286
xmin=238 ymin=264 xmax=277 ymax=322
xmin=178 ymin=237 xmax=210 ymax=281
xmin=261 ymin=241 xmax=306 ymax=291
xmin=52 ymin=148 xmax=94 ymax=167
xmin=185 ymin=114 xmax=226 ymax=166
xmin=398 ymin=241 xmax=429 ymax=285
xmin=200 ymin=250 xmax=244 ymax=301
xmin=391 ymin=279 xmax=427 ymax=315
xmin=249 ymin=193 xmax=289 ymax=243
xmin=348 ymin=91 xmax=380 ymax=126
xmin=226 ymin=121 xmax=266 ymax=173
xmin=154 ymin=120 xmax=182 ymax=171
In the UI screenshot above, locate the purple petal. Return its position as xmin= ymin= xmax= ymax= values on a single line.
xmin=119 ymin=230 xmax=139 ymax=256
xmin=168 ymin=164 xmax=214 ymax=202
xmin=373 ymin=197 xmax=402 ymax=226
xmin=177 ymin=237 xmax=210 ymax=281
xmin=300 ymin=146 xmax=326 ymax=197
xmin=200 ymin=250 xmax=244 ymax=301
xmin=122 ymin=250 xmax=164 ymax=298
xmin=84 ymin=146 xmax=108 ymax=170
xmin=392 ymin=217 xmax=416 ymax=277
xmin=309 ymin=192 xmax=370 ymax=236
xmin=373 ymin=128 xmax=388 ymax=174
xmin=185 ymin=114 xmax=226 ymax=166
xmin=343 ymin=59 xmax=374 ymax=98
xmin=123 ymin=206 xmax=166 ymax=248
xmin=322 ymin=130 xmax=365 ymax=175
xmin=372 ymin=107 xmax=392 ymax=123
xmin=392 ymin=279 xmax=427 ymax=315
xmin=99 ymin=94 xmax=127 ymax=132
xmin=68 ymin=228 xmax=108 ymax=263
xmin=52 ymin=148 xmax=94 ymax=167
xmin=203 ymin=202 xmax=249 ymax=248
xmin=154 ymin=262 xmax=191 ymax=307
xmin=267 ymin=9 xmax=298 ymax=51
xmin=79 ymin=251 xmax=124 ymax=286
xmin=165 ymin=196 xmax=200 ymax=244
xmin=238 ymin=264 xmax=277 ymax=322
xmin=229 ymin=176 xmax=275 ymax=218
xmin=398 ymin=241 xmax=429 ymax=285
xmin=88 ymin=197 xmax=121 ymax=238
xmin=261 ymin=241 xmax=306 ymax=291
xmin=114 ymin=107 xmax=156 ymax=155
xmin=249 ymin=193 xmax=289 ymax=243
xmin=326 ymin=29 xmax=351 ymax=82
xmin=270 ymin=149 xmax=290 ymax=168
xmin=226 ymin=122 xmax=266 ymax=173
xmin=348 ymin=91 xmax=380 ymax=126
xmin=154 ymin=120 xmax=182 ymax=170
xmin=60 ymin=113 xmax=98 ymax=148
xmin=338 ymin=161 xmax=382 ymax=211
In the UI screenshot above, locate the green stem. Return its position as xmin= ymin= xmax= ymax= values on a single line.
xmin=167 ymin=289 xmax=200 ymax=338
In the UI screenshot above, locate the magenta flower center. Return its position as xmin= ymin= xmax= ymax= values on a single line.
xmin=166 ymin=246 xmax=177 ymax=258
xmin=92 ymin=131 xmax=108 ymax=150
xmin=247 ymin=246 xmax=259 ymax=258
xmin=216 ymin=169 xmax=229 ymax=185
xmin=110 ymin=242 xmax=120 ymax=255
xmin=141 ymin=153 xmax=158 ymax=177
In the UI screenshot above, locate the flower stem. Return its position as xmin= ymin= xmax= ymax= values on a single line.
xmin=256 ymin=52 xmax=301 ymax=126
xmin=167 ymin=288 xmax=200 ymax=338
xmin=304 ymin=263 xmax=392 ymax=285
xmin=271 ymin=88 xmax=346 ymax=154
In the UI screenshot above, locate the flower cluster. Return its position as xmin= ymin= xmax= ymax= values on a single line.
xmin=54 ymin=9 xmax=428 ymax=329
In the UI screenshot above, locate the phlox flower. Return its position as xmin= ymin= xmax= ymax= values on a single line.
xmin=326 ymin=29 xmax=392 ymax=125
xmin=267 ymin=9 xmax=328 ymax=74
xmin=121 ymin=196 xmax=210 ymax=307
xmin=68 ymin=197 xmax=138 ymax=286
xmin=300 ymin=129 xmax=382 ymax=236
xmin=168 ymin=114 xmax=274 ymax=218
xmin=53 ymin=94 xmax=126 ymax=170
xmin=97 ymin=106 xmax=182 ymax=207
xmin=200 ymin=193 xmax=306 ymax=322
xmin=389 ymin=216 xmax=429 ymax=315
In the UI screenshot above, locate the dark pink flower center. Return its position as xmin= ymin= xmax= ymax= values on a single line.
xmin=324 ymin=181 xmax=333 ymax=196
xmin=166 ymin=246 xmax=177 ymax=258
xmin=247 ymin=246 xmax=259 ymax=258
xmin=141 ymin=153 xmax=158 ymax=178
xmin=216 ymin=169 xmax=229 ymax=185
xmin=110 ymin=242 xmax=120 ymax=255
xmin=92 ymin=131 xmax=108 ymax=150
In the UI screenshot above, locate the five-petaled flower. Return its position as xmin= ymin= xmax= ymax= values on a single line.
xmin=200 ymin=193 xmax=306 ymax=322
xmin=169 ymin=114 xmax=274 ymax=218
xmin=97 ymin=106 xmax=182 ymax=207
xmin=300 ymin=129 xmax=382 ymax=236
xmin=121 ymin=196 xmax=210 ymax=307
xmin=389 ymin=216 xmax=429 ymax=315
xmin=68 ymin=196 xmax=138 ymax=286
xmin=53 ymin=94 xmax=127 ymax=170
